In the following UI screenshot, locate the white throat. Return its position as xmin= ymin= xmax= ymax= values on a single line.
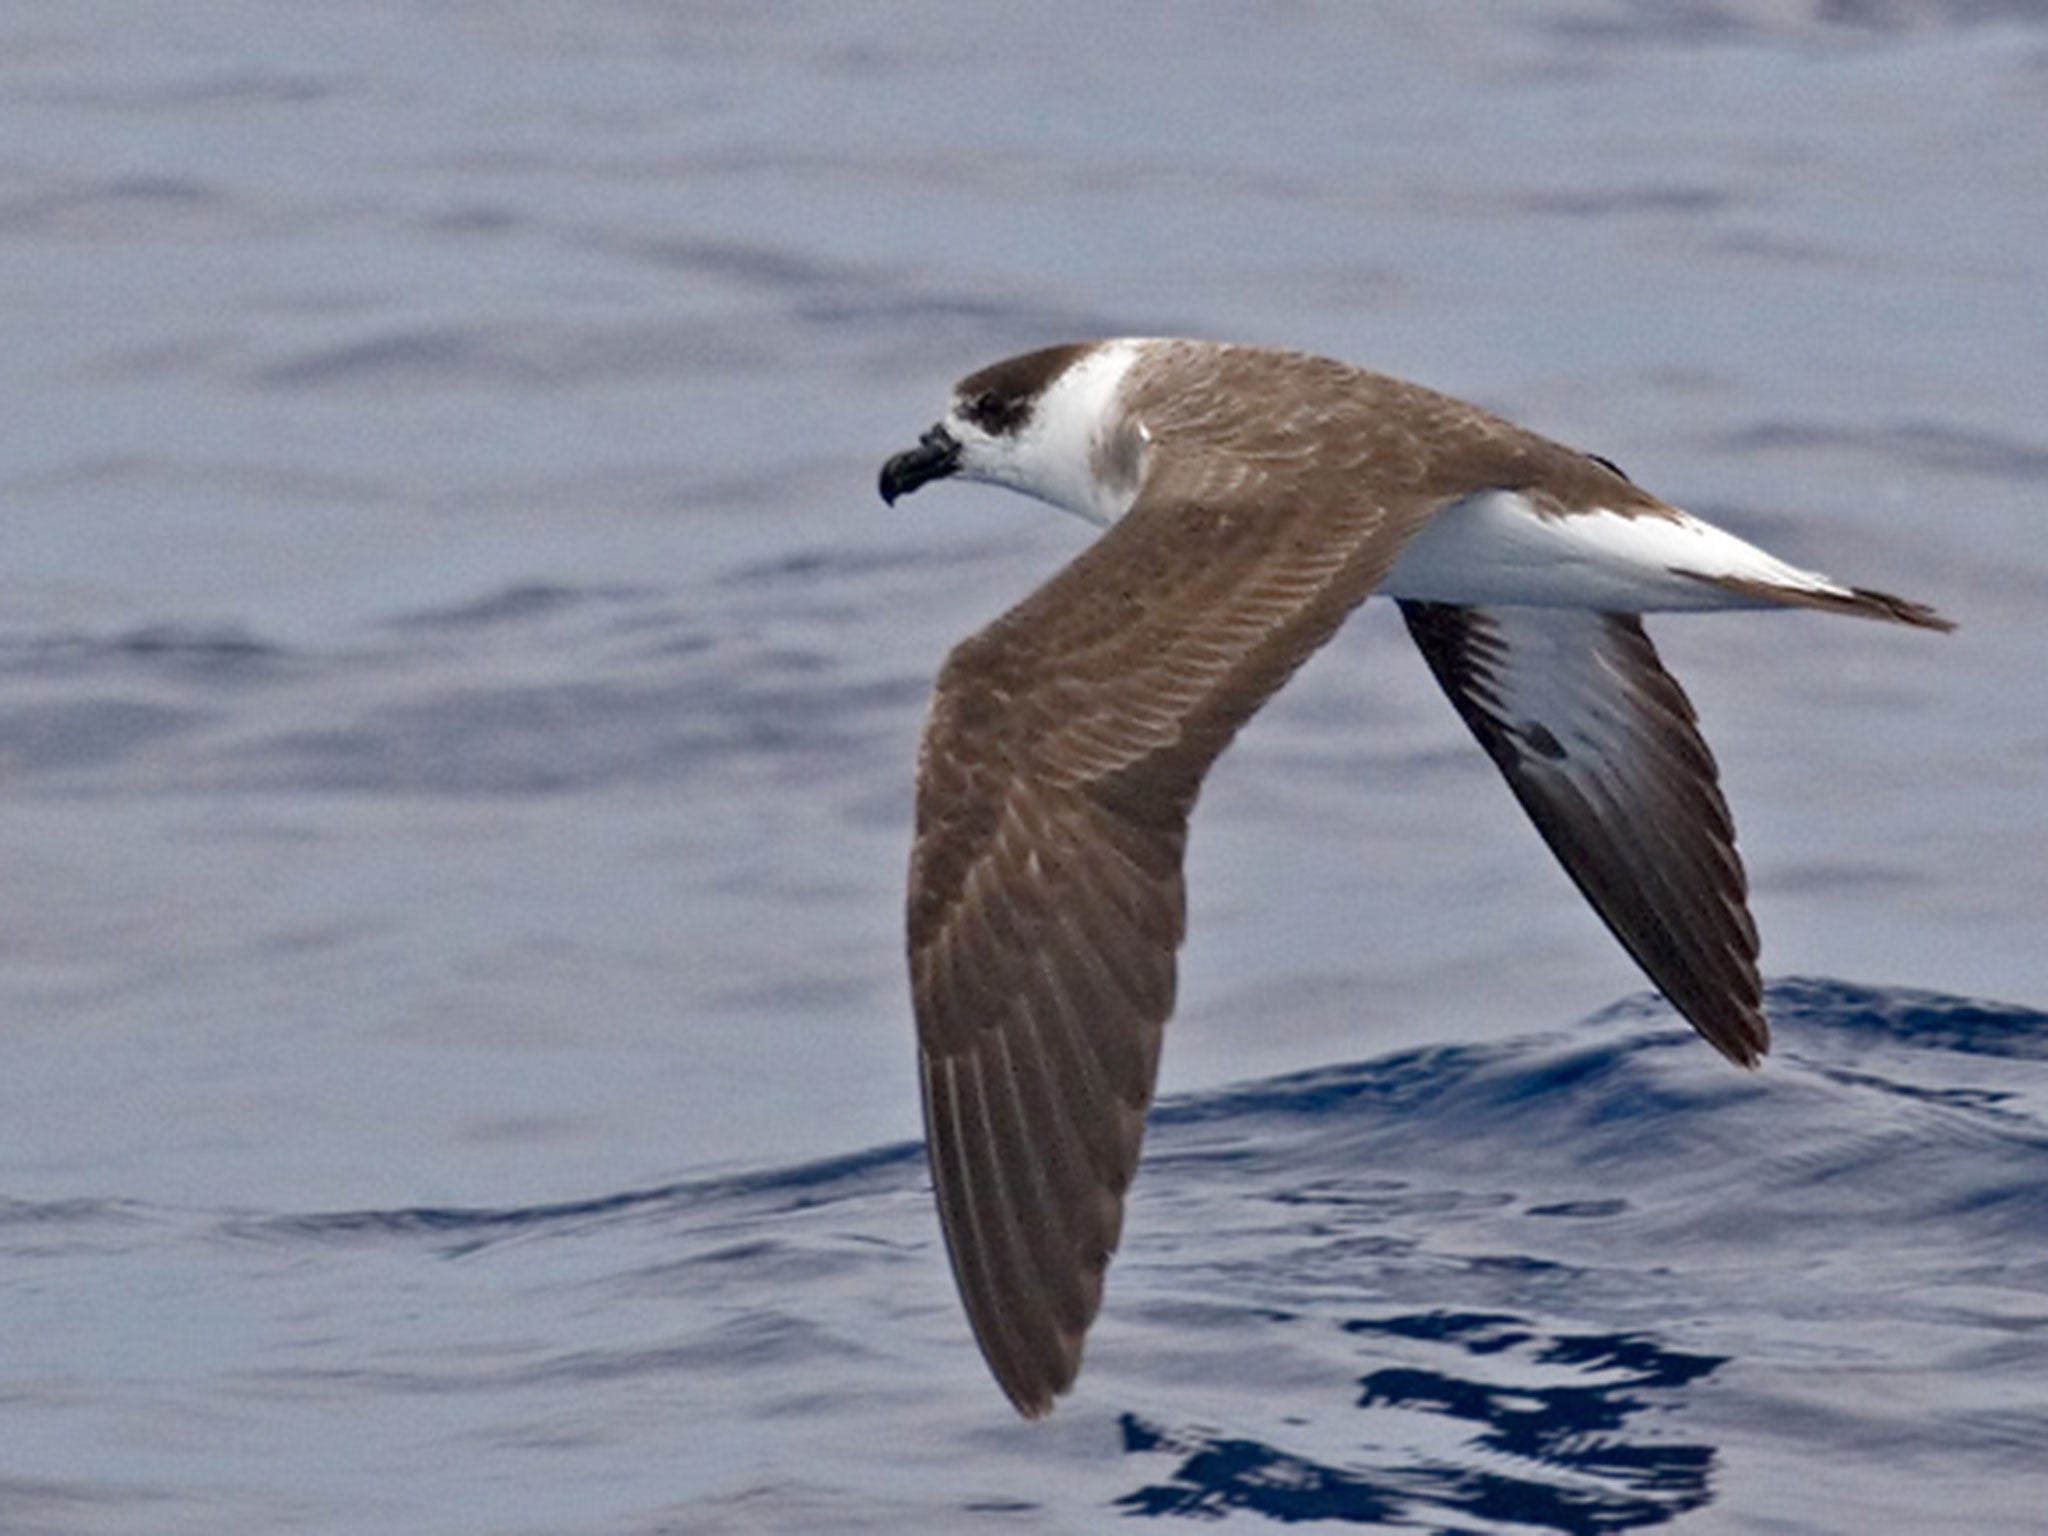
xmin=955 ymin=339 xmax=1151 ymax=526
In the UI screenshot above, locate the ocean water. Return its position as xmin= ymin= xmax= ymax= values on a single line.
xmin=2 ymin=3 xmax=2045 ymax=1531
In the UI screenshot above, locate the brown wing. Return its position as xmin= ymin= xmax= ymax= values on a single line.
xmin=909 ymin=383 xmax=1456 ymax=1413
xmin=1399 ymin=600 xmax=1766 ymax=1066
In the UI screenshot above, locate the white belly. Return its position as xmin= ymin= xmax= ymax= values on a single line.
xmin=1380 ymin=489 xmax=1842 ymax=612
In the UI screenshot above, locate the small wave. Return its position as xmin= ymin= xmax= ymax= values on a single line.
xmin=384 ymin=582 xmax=658 ymax=633
xmin=227 ymin=1141 xmax=922 ymax=1254
xmin=65 ymin=981 xmax=2047 ymax=1534
xmin=0 ymin=621 xmax=288 ymax=676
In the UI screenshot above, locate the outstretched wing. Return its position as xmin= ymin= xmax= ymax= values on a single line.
xmin=1399 ymin=600 xmax=1765 ymax=1065
xmin=910 ymin=428 xmax=1441 ymax=1413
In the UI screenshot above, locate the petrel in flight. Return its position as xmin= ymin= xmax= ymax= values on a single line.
xmin=878 ymin=338 xmax=1951 ymax=1415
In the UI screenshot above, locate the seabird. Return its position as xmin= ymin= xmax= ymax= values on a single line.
xmin=877 ymin=337 xmax=1952 ymax=1416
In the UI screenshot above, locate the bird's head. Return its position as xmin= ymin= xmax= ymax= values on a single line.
xmin=879 ymin=340 xmax=1151 ymax=526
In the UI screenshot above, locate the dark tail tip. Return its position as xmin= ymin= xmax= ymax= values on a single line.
xmin=1848 ymin=586 xmax=1956 ymax=633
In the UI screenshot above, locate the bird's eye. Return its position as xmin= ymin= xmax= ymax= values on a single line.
xmin=961 ymin=389 xmax=1031 ymax=435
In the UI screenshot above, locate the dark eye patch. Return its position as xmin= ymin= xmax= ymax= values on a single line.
xmin=951 ymin=342 xmax=1093 ymax=437
xmin=962 ymin=389 xmax=1031 ymax=435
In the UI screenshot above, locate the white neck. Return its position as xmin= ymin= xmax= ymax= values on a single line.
xmin=955 ymin=339 xmax=1151 ymax=526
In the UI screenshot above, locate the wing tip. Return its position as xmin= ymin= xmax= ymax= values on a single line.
xmin=1690 ymin=999 xmax=1769 ymax=1070
xmin=1721 ymin=1035 xmax=1769 ymax=1072
xmin=989 ymin=1335 xmax=1081 ymax=1419
xmin=1005 ymin=1381 xmax=1062 ymax=1420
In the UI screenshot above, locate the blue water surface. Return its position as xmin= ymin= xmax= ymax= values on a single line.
xmin=5 ymin=982 xmax=2045 ymax=1533
xmin=2 ymin=2 xmax=2045 ymax=1532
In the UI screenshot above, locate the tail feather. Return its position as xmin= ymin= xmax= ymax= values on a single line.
xmin=1690 ymin=572 xmax=1955 ymax=632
